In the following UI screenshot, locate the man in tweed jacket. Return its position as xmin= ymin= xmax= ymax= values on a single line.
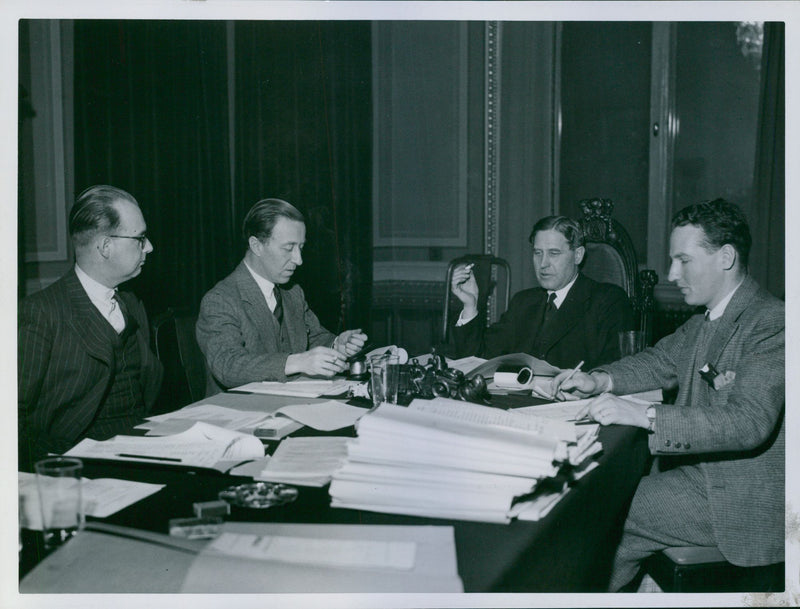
xmin=18 ymin=186 xmax=163 ymax=468
xmin=196 ymin=199 xmax=366 ymax=394
xmin=555 ymin=199 xmax=784 ymax=591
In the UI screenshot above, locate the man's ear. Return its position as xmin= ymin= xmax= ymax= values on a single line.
xmin=96 ymin=236 xmax=112 ymax=259
xmin=248 ymin=236 xmax=263 ymax=255
xmin=573 ymin=245 xmax=586 ymax=265
xmin=719 ymin=243 xmax=737 ymax=271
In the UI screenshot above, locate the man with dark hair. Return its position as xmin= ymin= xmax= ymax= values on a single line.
xmin=18 ymin=185 xmax=163 ymax=468
xmin=450 ymin=215 xmax=634 ymax=370
xmin=196 ymin=198 xmax=367 ymax=394
xmin=554 ymin=199 xmax=784 ymax=591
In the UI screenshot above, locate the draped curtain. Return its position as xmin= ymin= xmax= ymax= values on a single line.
xmin=751 ymin=22 xmax=785 ymax=299
xmin=233 ymin=21 xmax=372 ymax=332
xmin=72 ymin=20 xmax=372 ymax=330
xmin=74 ymin=20 xmax=236 ymax=314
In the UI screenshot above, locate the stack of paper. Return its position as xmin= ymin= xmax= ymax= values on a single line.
xmin=65 ymin=422 xmax=264 ymax=471
xmin=231 ymin=378 xmax=360 ymax=398
xmin=330 ymin=398 xmax=600 ymax=523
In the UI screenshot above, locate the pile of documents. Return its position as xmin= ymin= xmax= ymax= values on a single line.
xmin=65 ymin=422 xmax=265 ymax=471
xmin=329 ymin=398 xmax=602 ymax=524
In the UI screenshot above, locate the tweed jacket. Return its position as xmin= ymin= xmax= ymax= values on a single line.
xmin=18 ymin=269 xmax=163 ymax=463
xmin=603 ymin=275 xmax=784 ymax=566
xmin=196 ymin=261 xmax=336 ymax=393
xmin=451 ymin=272 xmax=634 ymax=370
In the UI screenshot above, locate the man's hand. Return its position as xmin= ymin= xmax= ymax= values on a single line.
xmin=575 ymin=393 xmax=651 ymax=429
xmin=285 ymin=346 xmax=347 ymax=377
xmin=450 ymin=263 xmax=479 ymax=318
xmin=552 ymin=370 xmax=611 ymax=401
xmin=333 ymin=329 xmax=368 ymax=358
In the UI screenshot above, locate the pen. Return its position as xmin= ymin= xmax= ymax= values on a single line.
xmin=116 ymin=453 xmax=182 ymax=463
xmin=562 ymin=360 xmax=584 ymax=385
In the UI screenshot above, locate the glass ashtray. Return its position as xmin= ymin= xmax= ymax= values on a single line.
xmin=218 ymin=482 xmax=299 ymax=509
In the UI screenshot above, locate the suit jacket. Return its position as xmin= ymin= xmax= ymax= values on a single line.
xmin=18 ymin=269 xmax=163 ymax=464
xmin=196 ymin=261 xmax=336 ymax=393
xmin=451 ymin=273 xmax=634 ymax=370
xmin=603 ymin=275 xmax=784 ymax=566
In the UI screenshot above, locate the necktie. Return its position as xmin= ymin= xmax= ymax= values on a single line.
xmin=704 ymin=309 xmax=711 ymax=321
xmin=107 ymin=292 xmax=126 ymax=333
xmin=272 ymin=287 xmax=284 ymax=326
xmin=113 ymin=293 xmax=139 ymax=339
xmin=542 ymin=292 xmax=557 ymax=328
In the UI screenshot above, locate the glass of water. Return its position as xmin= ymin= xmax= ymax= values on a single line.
xmin=35 ymin=457 xmax=84 ymax=551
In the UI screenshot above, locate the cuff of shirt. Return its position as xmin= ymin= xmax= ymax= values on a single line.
xmin=455 ymin=310 xmax=479 ymax=327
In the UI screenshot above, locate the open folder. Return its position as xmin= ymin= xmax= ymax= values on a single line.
xmin=20 ymin=522 xmax=463 ymax=593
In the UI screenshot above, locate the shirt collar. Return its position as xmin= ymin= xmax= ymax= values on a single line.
xmin=706 ymin=278 xmax=745 ymax=321
xmin=548 ymin=273 xmax=579 ymax=309
xmin=75 ymin=263 xmax=116 ymax=311
xmin=244 ymin=260 xmax=277 ymax=303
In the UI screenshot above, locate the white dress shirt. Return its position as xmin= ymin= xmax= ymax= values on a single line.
xmin=75 ymin=264 xmax=125 ymax=333
xmin=244 ymin=261 xmax=279 ymax=312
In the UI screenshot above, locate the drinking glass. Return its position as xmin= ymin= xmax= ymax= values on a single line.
xmin=35 ymin=457 xmax=84 ymax=551
xmin=369 ymin=354 xmax=400 ymax=407
xmin=618 ymin=330 xmax=645 ymax=357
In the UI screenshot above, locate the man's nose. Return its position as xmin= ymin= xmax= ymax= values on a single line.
xmin=292 ymin=247 xmax=303 ymax=265
xmin=143 ymin=237 xmax=153 ymax=254
xmin=667 ymin=260 xmax=680 ymax=282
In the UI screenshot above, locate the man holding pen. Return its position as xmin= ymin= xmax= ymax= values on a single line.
xmin=553 ymin=199 xmax=784 ymax=591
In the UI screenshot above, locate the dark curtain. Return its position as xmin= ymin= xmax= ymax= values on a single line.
xmin=73 ymin=20 xmax=236 ymax=316
xmin=233 ymin=21 xmax=372 ymax=333
xmin=751 ymin=22 xmax=785 ymax=299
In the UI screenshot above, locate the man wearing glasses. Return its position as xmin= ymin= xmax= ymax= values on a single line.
xmin=18 ymin=185 xmax=163 ymax=469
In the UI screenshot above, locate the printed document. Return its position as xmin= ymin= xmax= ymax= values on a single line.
xmin=19 ymin=472 xmax=164 ymax=529
xmin=65 ymin=421 xmax=264 ymax=470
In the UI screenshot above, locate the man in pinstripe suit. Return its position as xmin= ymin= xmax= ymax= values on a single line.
xmin=18 ymin=186 xmax=163 ymax=469
xmin=554 ymin=199 xmax=784 ymax=591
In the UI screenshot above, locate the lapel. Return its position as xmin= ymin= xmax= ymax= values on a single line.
xmin=704 ymin=275 xmax=759 ymax=367
xmin=63 ymin=270 xmax=115 ymax=365
xmin=233 ymin=262 xmax=281 ymax=346
xmin=544 ymin=273 xmax=591 ymax=346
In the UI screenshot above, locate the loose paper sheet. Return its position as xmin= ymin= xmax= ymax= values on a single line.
xmin=19 ymin=472 xmax=164 ymax=529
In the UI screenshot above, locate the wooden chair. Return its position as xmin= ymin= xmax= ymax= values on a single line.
xmin=441 ymin=254 xmax=511 ymax=344
xmin=643 ymin=546 xmax=785 ymax=592
xmin=577 ymin=198 xmax=658 ymax=346
xmin=151 ymin=307 xmax=207 ymax=411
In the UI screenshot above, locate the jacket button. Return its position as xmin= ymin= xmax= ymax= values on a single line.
xmin=684 ymin=443 xmax=691 ymax=449
xmin=664 ymin=440 xmax=671 ymax=447
xmin=675 ymin=442 xmax=682 ymax=448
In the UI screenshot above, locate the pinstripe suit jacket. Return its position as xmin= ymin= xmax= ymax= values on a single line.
xmin=18 ymin=269 xmax=163 ymax=464
xmin=196 ymin=261 xmax=336 ymax=393
xmin=602 ymin=275 xmax=784 ymax=566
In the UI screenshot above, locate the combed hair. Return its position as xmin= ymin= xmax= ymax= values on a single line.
xmin=243 ymin=198 xmax=305 ymax=244
xmin=528 ymin=215 xmax=585 ymax=250
xmin=69 ymin=185 xmax=139 ymax=248
xmin=672 ymin=198 xmax=752 ymax=268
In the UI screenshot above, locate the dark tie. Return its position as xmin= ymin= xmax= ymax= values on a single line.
xmin=113 ymin=293 xmax=139 ymax=339
xmin=272 ymin=287 xmax=284 ymax=326
xmin=542 ymin=292 xmax=557 ymax=328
